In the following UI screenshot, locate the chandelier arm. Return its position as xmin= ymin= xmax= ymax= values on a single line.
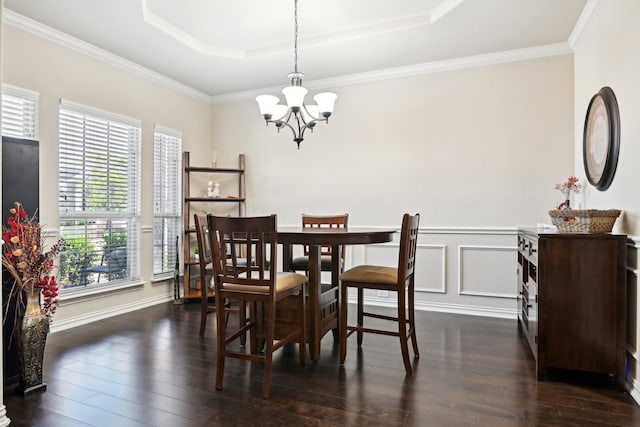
xmin=273 ymin=120 xmax=296 ymax=136
xmin=292 ymin=112 xmax=304 ymax=136
xmin=301 ymin=104 xmax=321 ymax=122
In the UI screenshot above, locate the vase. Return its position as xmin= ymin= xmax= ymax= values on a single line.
xmin=16 ymin=288 xmax=49 ymax=395
xmin=562 ymin=188 xmax=572 ymax=210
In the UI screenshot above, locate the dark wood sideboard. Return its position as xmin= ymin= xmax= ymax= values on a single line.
xmin=517 ymin=228 xmax=627 ymax=390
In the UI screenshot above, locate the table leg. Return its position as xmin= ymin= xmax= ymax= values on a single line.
xmin=331 ymin=244 xmax=340 ymax=341
xmin=282 ymin=243 xmax=292 ymax=272
xmin=309 ymin=244 xmax=321 ymax=361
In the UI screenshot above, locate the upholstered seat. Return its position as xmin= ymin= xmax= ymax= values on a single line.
xmin=340 ymin=265 xmax=397 ymax=284
xmin=339 ymin=213 xmax=420 ymax=375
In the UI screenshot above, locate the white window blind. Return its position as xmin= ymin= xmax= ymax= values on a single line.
xmin=1 ymin=84 xmax=39 ymax=139
xmin=58 ymin=99 xmax=141 ymax=289
xmin=153 ymin=126 xmax=182 ymax=276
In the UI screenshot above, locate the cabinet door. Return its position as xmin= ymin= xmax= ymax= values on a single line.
xmin=541 ymin=237 xmax=620 ymax=373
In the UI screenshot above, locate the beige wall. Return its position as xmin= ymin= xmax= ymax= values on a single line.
xmin=2 ymin=24 xmax=213 ymax=328
xmin=213 ymin=57 xmax=575 ymax=227
xmin=573 ymin=0 xmax=640 ymax=402
xmin=211 ymin=55 xmax=574 ymax=317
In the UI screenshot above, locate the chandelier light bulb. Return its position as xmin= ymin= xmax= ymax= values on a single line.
xmin=282 ymin=85 xmax=307 ymax=111
xmin=255 ymin=95 xmax=280 ymax=120
xmin=314 ymin=92 xmax=337 ymax=118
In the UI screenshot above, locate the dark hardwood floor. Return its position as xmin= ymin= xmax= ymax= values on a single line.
xmin=4 ymin=302 xmax=640 ymax=426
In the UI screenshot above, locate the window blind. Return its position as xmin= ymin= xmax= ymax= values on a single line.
xmin=1 ymin=84 xmax=39 ymax=139
xmin=153 ymin=126 xmax=182 ymax=276
xmin=58 ymin=99 xmax=141 ymax=289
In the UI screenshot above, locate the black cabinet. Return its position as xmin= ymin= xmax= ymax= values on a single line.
xmin=2 ymin=136 xmax=40 ymax=385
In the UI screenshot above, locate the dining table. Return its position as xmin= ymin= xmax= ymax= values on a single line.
xmin=277 ymin=226 xmax=396 ymax=361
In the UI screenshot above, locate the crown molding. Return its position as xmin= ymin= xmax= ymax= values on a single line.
xmin=3 ymin=9 xmax=213 ymax=104
xmin=3 ymin=8 xmax=574 ymax=108
xmin=211 ymin=42 xmax=573 ymax=104
xmin=568 ymin=0 xmax=604 ymax=49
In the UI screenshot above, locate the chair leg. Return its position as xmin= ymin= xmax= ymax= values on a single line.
xmin=339 ymin=281 xmax=348 ymax=366
xmin=199 ymin=290 xmax=209 ymax=338
xmin=357 ymin=287 xmax=364 ymax=347
xmin=215 ymin=295 xmax=227 ymax=390
xmin=239 ymin=301 xmax=247 ymax=347
xmin=262 ymin=301 xmax=276 ymax=399
xmin=397 ymin=289 xmax=412 ymax=375
xmin=408 ymin=278 xmax=419 ymax=358
xmin=249 ymin=302 xmax=259 ymax=355
xmin=299 ymin=286 xmax=307 ymax=367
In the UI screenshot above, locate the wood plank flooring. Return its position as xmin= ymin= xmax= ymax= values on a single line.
xmin=4 ymin=302 xmax=640 ymax=426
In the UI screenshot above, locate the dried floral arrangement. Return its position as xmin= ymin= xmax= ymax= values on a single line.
xmin=2 ymin=202 xmax=64 ymax=321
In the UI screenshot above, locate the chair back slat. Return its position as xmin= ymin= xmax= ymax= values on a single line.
xmin=208 ymin=215 xmax=277 ymax=294
xmin=398 ymin=213 xmax=420 ymax=286
xmin=302 ymin=213 xmax=349 ymax=257
xmin=194 ymin=215 xmax=212 ymax=266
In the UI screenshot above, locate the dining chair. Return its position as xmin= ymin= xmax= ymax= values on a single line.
xmin=339 ymin=213 xmax=420 ymax=375
xmin=208 ymin=214 xmax=307 ymax=399
xmin=193 ymin=214 xmax=245 ymax=339
xmin=289 ymin=213 xmax=349 ymax=274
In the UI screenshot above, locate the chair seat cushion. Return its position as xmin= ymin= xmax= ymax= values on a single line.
xmin=341 ymin=265 xmax=397 ymax=285
xmin=291 ymin=255 xmax=337 ymax=271
xmin=222 ymin=272 xmax=307 ymax=294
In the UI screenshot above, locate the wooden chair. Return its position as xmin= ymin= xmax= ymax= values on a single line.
xmin=193 ymin=214 xmax=244 ymax=339
xmin=208 ymin=214 xmax=307 ymax=399
xmin=339 ymin=213 xmax=420 ymax=375
xmin=290 ymin=213 xmax=349 ymax=273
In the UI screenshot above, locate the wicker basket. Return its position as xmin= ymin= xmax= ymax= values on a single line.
xmin=548 ymin=209 xmax=621 ymax=234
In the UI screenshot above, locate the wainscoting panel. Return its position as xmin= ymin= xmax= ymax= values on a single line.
xmin=343 ymin=227 xmax=519 ymax=318
xmin=458 ymin=245 xmax=517 ymax=298
xmin=415 ymin=244 xmax=447 ymax=294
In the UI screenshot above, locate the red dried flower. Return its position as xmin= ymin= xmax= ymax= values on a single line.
xmin=2 ymin=201 xmax=64 ymax=321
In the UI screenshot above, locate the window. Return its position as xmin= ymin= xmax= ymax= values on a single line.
xmin=1 ymin=84 xmax=38 ymax=139
xmin=153 ymin=126 xmax=182 ymax=276
xmin=58 ymin=100 xmax=141 ymax=289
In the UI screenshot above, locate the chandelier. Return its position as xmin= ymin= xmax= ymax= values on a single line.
xmin=255 ymin=0 xmax=337 ymax=149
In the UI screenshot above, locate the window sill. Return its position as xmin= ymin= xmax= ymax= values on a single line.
xmin=59 ymin=280 xmax=145 ymax=303
xmin=151 ymin=274 xmax=175 ymax=285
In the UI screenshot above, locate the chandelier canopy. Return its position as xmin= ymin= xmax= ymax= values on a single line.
xmin=256 ymin=0 xmax=337 ymax=149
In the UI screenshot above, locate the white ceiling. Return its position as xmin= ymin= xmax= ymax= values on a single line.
xmin=3 ymin=0 xmax=588 ymax=100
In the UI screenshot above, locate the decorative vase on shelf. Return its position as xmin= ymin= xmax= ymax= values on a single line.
xmin=16 ymin=288 xmax=49 ymax=395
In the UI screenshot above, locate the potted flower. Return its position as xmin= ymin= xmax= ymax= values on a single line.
xmin=1 ymin=201 xmax=64 ymax=394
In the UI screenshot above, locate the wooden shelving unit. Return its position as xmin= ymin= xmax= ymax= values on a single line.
xmin=182 ymin=151 xmax=245 ymax=300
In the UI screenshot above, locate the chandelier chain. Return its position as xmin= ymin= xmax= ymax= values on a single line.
xmin=294 ymin=0 xmax=298 ymax=73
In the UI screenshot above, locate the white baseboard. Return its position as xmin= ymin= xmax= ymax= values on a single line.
xmin=355 ymin=296 xmax=518 ymax=319
xmin=50 ymin=293 xmax=173 ymax=333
